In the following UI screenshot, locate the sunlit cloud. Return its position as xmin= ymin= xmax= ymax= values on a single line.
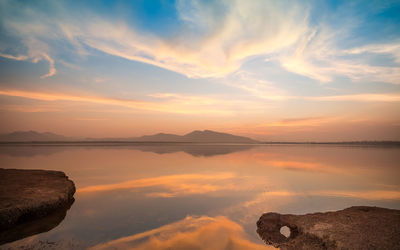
xmin=224 ymin=70 xmax=290 ymax=101
xmin=1 ymin=0 xmax=399 ymax=84
xmin=0 ymin=0 xmax=309 ymax=79
xmin=267 ymin=117 xmax=334 ymax=127
xmin=280 ymin=24 xmax=400 ymax=84
xmin=0 ymin=89 xmax=235 ymax=115
xmin=0 ymin=104 xmax=60 ymax=113
xmin=344 ymin=42 xmax=400 ymax=63
xmin=308 ymin=94 xmax=400 ymax=102
xmin=0 ymin=53 xmax=29 ymax=61
xmin=89 ymin=216 xmax=269 ymax=250
xmin=74 ymin=1 xmax=308 ymax=78
xmin=0 ymin=39 xmax=56 ymax=78
xmin=74 ymin=118 xmax=108 ymax=121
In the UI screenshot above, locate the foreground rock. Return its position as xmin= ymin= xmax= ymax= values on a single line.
xmin=0 ymin=203 xmax=72 ymax=245
xmin=0 ymin=168 xmax=75 ymax=235
xmin=257 ymin=206 xmax=400 ymax=250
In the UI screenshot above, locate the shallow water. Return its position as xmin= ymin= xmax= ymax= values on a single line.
xmin=1 ymin=144 xmax=399 ymax=249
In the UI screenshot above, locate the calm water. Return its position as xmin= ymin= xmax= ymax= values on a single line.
xmin=1 ymin=144 xmax=399 ymax=249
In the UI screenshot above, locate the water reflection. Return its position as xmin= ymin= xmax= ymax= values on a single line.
xmin=0 ymin=144 xmax=399 ymax=248
xmin=90 ymin=216 xmax=271 ymax=250
xmin=78 ymin=173 xmax=245 ymax=197
xmin=0 ymin=145 xmax=70 ymax=157
xmin=0 ymin=200 xmax=74 ymax=245
xmin=0 ymin=143 xmax=256 ymax=158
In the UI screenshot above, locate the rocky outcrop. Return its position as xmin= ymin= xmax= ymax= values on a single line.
xmin=0 ymin=202 xmax=72 ymax=245
xmin=0 ymin=169 xmax=75 ymax=232
xmin=257 ymin=206 xmax=400 ymax=250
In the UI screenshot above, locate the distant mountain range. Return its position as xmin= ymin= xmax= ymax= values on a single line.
xmin=0 ymin=131 xmax=71 ymax=142
xmin=2 ymin=130 xmax=398 ymax=145
xmin=0 ymin=130 xmax=259 ymax=143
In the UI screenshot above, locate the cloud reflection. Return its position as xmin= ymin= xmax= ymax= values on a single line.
xmin=78 ymin=173 xmax=243 ymax=197
xmin=251 ymin=190 xmax=400 ymax=201
xmin=89 ymin=216 xmax=270 ymax=250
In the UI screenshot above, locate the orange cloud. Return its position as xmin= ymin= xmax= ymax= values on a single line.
xmin=267 ymin=117 xmax=334 ymax=127
xmin=0 ymin=89 xmax=232 ymax=115
xmin=89 ymin=216 xmax=270 ymax=250
xmin=309 ymin=94 xmax=400 ymax=102
xmin=69 ymin=1 xmax=308 ymax=79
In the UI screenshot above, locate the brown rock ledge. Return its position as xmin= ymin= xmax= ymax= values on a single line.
xmin=257 ymin=206 xmax=400 ymax=250
xmin=0 ymin=168 xmax=75 ymax=231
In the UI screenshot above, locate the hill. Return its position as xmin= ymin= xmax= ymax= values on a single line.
xmin=181 ymin=130 xmax=258 ymax=143
xmin=0 ymin=130 xmax=259 ymax=143
xmin=125 ymin=130 xmax=258 ymax=143
xmin=0 ymin=131 xmax=71 ymax=142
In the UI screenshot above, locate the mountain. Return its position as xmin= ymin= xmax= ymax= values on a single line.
xmin=0 ymin=130 xmax=259 ymax=143
xmin=0 ymin=131 xmax=71 ymax=142
xmin=181 ymin=130 xmax=258 ymax=143
xmin=85 ymin=133 xmax=182 ymax=142
xmin=127 ymin=130 xmax=259 ymax=143
xmin=136 ymin=133 xmax=182 ymax=142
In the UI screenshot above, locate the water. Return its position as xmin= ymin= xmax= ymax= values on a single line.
xmin=1 ymin=144 xmax=399 ymax=249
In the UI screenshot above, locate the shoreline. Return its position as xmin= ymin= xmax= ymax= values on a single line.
xmin=257 ymin=206 xmax=400 ymax=250
xmin=0 ymin=141 xmax=399 ymax=146
xmin=0 ymin=169 xmax=75 ymax=234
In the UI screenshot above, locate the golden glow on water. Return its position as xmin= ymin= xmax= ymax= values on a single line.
xmin=89 ymin=216 xmax=272 ymax=250
xmin=0 ymin=145 xmax=399 ymax=248
xmin=78 ymin=173 xmax=238 ymax=197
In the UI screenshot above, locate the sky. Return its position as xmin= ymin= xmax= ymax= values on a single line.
xmin=0 ymin=0 xmax=399 ymax=141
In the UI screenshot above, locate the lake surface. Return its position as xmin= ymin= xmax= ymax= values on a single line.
xmin=1 ymin=144 xmax=399 ymax=249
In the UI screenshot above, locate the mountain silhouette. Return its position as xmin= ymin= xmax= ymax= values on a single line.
xmin=181 ymin=130 xmax=258 ymax=143
xmin=94 ymin=130 xmax=259 ymax=143
xmin=0 ymin=130 xmax=258 ymax=143
xmin=0 ymin=131 xmax=71 ymax=142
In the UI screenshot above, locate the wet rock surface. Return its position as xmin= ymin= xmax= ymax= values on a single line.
xmin=0 ymin=168 xmax=75 ymax=233
xmin=257 ymin=206 xmax=400 ymax=250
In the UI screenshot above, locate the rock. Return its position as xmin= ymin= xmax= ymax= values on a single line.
xmin=0 ymin=201 xmax=73 ymax=245
xmin=0 ymin=168 xmax=75 ymax=232
xmin=256 ymin=206 xmax=400 ymax=250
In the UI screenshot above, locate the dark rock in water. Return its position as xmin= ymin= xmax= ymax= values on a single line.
xmin=256 ymin=206 xmax=400 ymax=250
xmin=0 ymin=199 xmax=73 ymax=245
xmin=0 ymin=168 xmax=75 ymax=236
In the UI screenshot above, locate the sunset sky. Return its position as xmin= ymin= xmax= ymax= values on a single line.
xmin=0 ymin=0 xmax=399 ymax=141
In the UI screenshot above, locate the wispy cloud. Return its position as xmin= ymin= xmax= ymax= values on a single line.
xmin=268 ymin=117 xmax=334 ymax=127
xmin=0 ymin=104 xmax=60 ymax=113
xmin=0 ymin=89 xmax=236 ymax=115
xmin=280 ymin=24 xmax=400 ymax=84
xmin=0 ymin=44 xmax=56 ymax=78
xmin=64 ymin=1 xmax=308 ymax=79
xmin=1 ymin=0 xmax=399 ymax=85
xmin=344 ymin=42 xmax=400 ymax=63
xmin=1 ymin=89 xmax=398 ymax=119
xmin=0 ymin=53 xmax=29 ymax=61
xmin=0 ymin=0 xmax=309 ymax=79
xmin=308 ymin=94 xmax=400 ymax=102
